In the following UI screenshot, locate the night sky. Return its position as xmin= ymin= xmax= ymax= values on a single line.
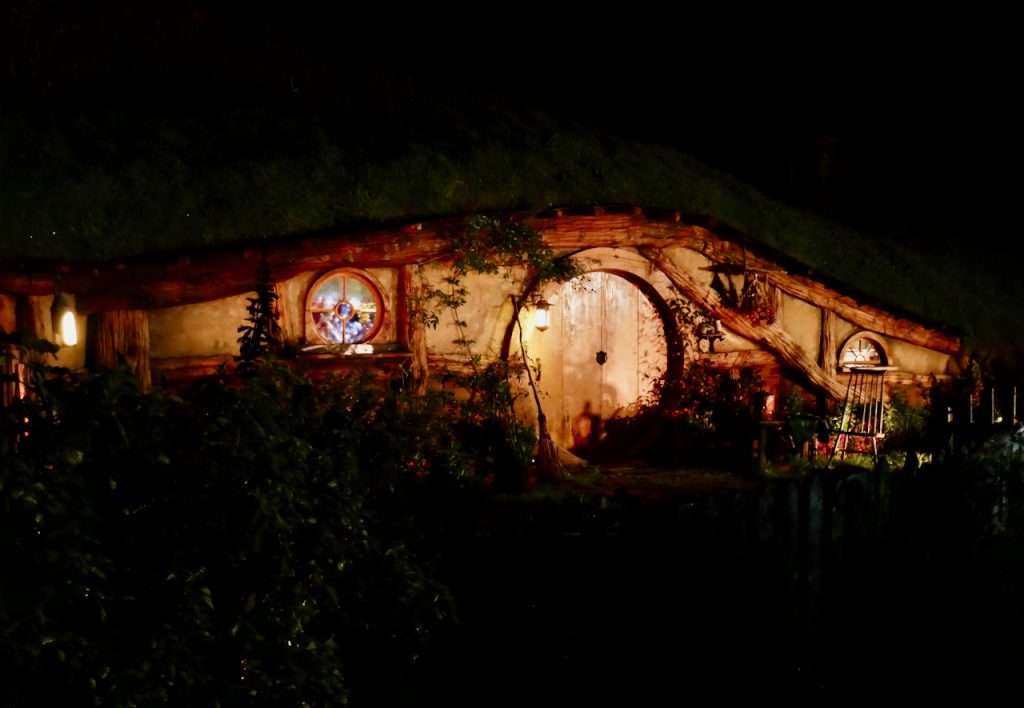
xmin=4 ymin=2 xmax=1023 ymax=255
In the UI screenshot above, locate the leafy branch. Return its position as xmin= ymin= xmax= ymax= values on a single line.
xmin=408 ymin=214 xmax=583 ymax=484
xmin=235 ymin=255 xmax=282 ymax=374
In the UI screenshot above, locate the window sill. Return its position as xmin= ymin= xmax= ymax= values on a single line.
xmin=297 ymin=342 xmax=411 ymax=358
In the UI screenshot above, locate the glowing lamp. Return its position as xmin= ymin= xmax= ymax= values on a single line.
xmin=51 ymin=292 xmax=78 ymax=347
xmin=534 ymin=298 xmax=551 ymax=332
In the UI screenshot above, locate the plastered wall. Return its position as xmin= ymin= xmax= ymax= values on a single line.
xmin=142 ymin=247 xmax=960 ymax=411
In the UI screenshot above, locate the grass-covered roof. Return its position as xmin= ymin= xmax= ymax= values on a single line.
xmin=1 ymin=90 xmax=1021 ymax=367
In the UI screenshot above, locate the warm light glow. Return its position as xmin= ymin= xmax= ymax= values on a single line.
xmin=50 ymin=291 xmax=78 ymax=347
xmin=60 ymin=309 xmax=78 ymax=346
xmin=534 ymin=298 xmax=550 ymax=332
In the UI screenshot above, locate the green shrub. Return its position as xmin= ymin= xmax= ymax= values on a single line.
xmin=0 ymin=339 xmax=480 ymax=706
xmin=883 ymin=389 xmax=933 ymax=468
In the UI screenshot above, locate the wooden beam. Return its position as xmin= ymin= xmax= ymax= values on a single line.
xmin=59 ymin=229 xmax=456 ymax=313
xmin=705 ymin=349 xmax=779 ymax=368
xmin=770 ymin=272 xmax=962 ymax=355
xmin=531 ymin=213 xmax=711 ymax=251
xmin=0 ymin=212 xmax=710 ymax=312
xmin=0 ymin=210 xmax=966 ymax=363
xmin=638 ymin=246 xmax=848 ymax=400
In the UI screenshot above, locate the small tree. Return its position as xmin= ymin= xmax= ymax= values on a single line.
xmin=235 ymin=255 xmax=282 ymax=374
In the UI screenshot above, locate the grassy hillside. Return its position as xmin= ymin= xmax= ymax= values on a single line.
xmin=1 ymin=96 xmax=1020 ymax=365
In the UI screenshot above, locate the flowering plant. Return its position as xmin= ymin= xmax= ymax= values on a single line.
xmin=651 ymin=358 xmax=763 ymax=464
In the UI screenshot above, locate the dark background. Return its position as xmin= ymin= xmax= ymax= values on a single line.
xmin=3 ymin=1 xmax=1023 ymax=255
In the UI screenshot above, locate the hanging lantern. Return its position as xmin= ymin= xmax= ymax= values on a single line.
xmin=534 ymin=297 xmax=551 ymax=332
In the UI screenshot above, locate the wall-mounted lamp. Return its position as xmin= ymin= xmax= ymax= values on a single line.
xmin=50 ymin=291 xmax=78 ymax=347
xmin=534 ymin=297 xmax=551 ymax=332
xmin=696 ymin=317 xmax=725 ymax=353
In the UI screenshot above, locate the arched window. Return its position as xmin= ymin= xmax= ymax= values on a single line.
xmin=838 ymin=332 xmax=889 ymax=368
xmin=306 ymin=269 xmax=384 ymax=345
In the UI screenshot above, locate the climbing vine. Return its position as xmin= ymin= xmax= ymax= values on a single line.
xmin=408 ymin=214 xmax=583 ymax=486
xmin=411 ymin=214 xmax=581 ymax=383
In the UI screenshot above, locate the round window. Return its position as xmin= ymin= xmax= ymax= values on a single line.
xmin=306 ymin=269 xmax=384 ymax=345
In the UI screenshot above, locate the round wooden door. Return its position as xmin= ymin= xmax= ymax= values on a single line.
xmin=529 ymin=272 xmax=667 ymax=462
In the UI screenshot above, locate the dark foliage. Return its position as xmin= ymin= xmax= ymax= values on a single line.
xmin=235 ymin=255 xmax=282 ymax=373
xmin=0 ymin=336 xmax=489 ymax=707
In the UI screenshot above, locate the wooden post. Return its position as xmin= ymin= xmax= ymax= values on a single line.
xmin=1 ymin=294 xmax=20 ymax=408
xmin=0 ymin=294 xmax=15 ymax=334
xmin=89 ymin=310 xmax=151 ymax=392
xmin=274 ymin=281 xmax=300 ymax=346
xmin=818 ymin=310 xmax=835 ymax=373
xmin=2 ymin=294 xmax=53 ymax=411
xmin=15 ymin=294 xmax=51 ymax=343
xmin=947 ymin=404 xmax=955 ymax=456
xmin=400 ymin=266 xmax=429 ymax=395
xmin=396 ymin=265 xmax=412 ymax=350
xmin=818 ymin=309 xmax=835 ymax=415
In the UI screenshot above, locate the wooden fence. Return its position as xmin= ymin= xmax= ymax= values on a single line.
xmin=948 ymin=384 xmax=1021 ymax=452
xmin=449 ymin=461 xmax=992 ymax=703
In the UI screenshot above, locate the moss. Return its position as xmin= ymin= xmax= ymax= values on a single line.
xmin=1 ymin=99 xmax=1021 ymax=363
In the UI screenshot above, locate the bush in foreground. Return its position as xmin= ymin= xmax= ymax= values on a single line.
xmin=1 ymin=341 xmax=486 ymax=706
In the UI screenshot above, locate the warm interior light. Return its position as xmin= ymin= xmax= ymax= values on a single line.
xmin=51 ymin=292 xmax=78 ymax=347
xmin=534 ymin=298 xmax=551 ymax=332
xmin=60 ymin=309 xmax=78 ymax=347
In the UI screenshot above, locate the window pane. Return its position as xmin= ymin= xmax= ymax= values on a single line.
xmin=308 ymin=271 xmax=383 ymax=345
xmin=841 ymin=337 xmax=882 ymax=366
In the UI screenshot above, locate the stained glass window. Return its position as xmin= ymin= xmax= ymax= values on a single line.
xmin=306 ymin=269 xmax=383 ymax=345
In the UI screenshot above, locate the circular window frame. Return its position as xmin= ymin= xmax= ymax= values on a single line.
xmin=305 ymin=268 xmax=385 ymax=345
